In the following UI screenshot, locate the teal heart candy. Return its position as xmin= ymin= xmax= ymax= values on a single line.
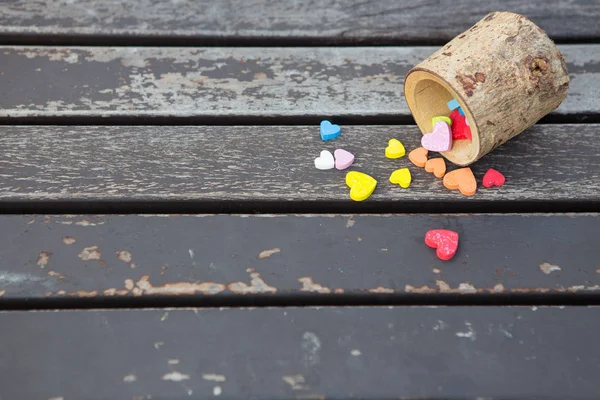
xmin=320 ymin=120 xmax=341 ymax=141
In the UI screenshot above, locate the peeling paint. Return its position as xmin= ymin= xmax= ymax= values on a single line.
xmin=346 ymin=216 xmax=355 ymax=228
xmin=202 ymin=374 xmax=226 ymax=382
xmin=168 ymin=359 xmax=180 ymax=365
xmin=124 ymin=279 xmax=134 ymax=291
xmin=57 ymin=290 xmax=66 ymax=295
xmin=213 ymin=386 xmax=222 ymax=396
xmin=162 ymin=371 xmax=190 ymax=382
xmin=491 ymin=284 xmax=505 ymax=293
xmin=48 ymin=270 xmax=66 ymax=280
xmin=298 ymin=277 xmax=331 ymax=294
xmin=37 ymin=251 xmax=52 ymax=268
xmin=350 ymin=349 xmax=361 ymax=356
xmin=539 ymin=262 xmax=562 ymax=274
xmin=78 ymin=245 xmax=101 ymax=261
xmin=283 ymin=375 xmax=307 ymax=390
xmin=302 ymin=332 xmax=321 ymax=367
xmin=62 ymin=236 xmax=76 ymax=245
xmin=258 ymin=248 xmax=280 ymax=259
xmin=456 ymin=322 xmax=477 ymax=341
xmin=228 ymin=272 xmax=276 ymax=294
xmin=368 ymin=286 xmax=394 ymax=294
xmin=334 ymin=288 xmax=344 ymax=294
xmin=0 ymin=290 xmax=5 ymax=297
xmin=432 ymin=268 xmax=442 ymax=274
xmin=123 ymin=374 xmax=137 ymax=383
xmin=404 ymin=285 xmax=436 ymax=294
xmin=103 ymin=288 xmax=117 ymax=296
xmin=117 ymin=250 xmax=135 ymax=268
xmin=68 ymin=290 xmax=98 ymax=298
xmin=137 ymin=275 xmax=225 ymax=295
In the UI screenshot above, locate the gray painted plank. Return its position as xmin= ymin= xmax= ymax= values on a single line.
xmin=0 ymin=124 xmax=598 ymax=204
xmin=0 ymin=45 xmax=596 ymax=119
xmin=1 ymin=214 xmax=598 ymax=301
xmin=1 ymin=0 xmax=599 ymax=43
xmin=1 ymin=306 xmax=599 ymax=399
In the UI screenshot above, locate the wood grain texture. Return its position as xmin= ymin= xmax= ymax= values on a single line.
xmin=0 ymin=45 xmax=596 ymax=119
xmin=2 ymin=306 xmax=600 ymax=399
xmin=0 ymin=125 xmax=598 ymax=206
xmin=1 ymin=0 xmax=599 ymax=43
xmin=1 ymin=214 xmax=599 ymax=301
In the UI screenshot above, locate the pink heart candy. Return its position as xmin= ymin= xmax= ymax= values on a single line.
xmin=421 ymin=121 xmax=452 ymax=152
xmin=334 ymin=149 xmax=355 ymax=170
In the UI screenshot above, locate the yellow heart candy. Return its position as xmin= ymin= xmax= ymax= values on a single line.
xmin=389 ymin=168 xmax=411 ymax=188
xmin=346 ymin=171 xmax=377 ymax=202
xmin=385 ymin=139 xmax=405 ymax=159
xmin=432 ymin=116 xmax=452 ymax=126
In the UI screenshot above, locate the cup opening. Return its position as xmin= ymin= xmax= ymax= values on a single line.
xmin=405 ymin=70 xmax=479 ymax=166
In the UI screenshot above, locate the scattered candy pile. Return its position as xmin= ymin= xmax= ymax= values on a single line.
xmin=314 ymin=119 xmax=505 ymax=203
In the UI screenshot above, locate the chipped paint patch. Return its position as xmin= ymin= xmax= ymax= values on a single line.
xmin=298 ymin=277 xmax=331 ymax=294
xmin=37 ymin=251 xmax=52 ymax=268
xmin=596 ymin=268 xmax=600 ymax=275
xmin=0 ymin=290 xmax=5 ymax=297
xmin=301 ymin=332 xmax=321 ymax=367
xmin=346 ymin=216 xmax=355 ymax=228
xmin=48 ymin=397 xmax=64 ymax=400
xmin=404 ymin=285 xmax=436 ymax=294
xmin=123 ymin=374 xmax=137 ymax=383
xmin=490 ymin=284 xmax=505 ymax=293
xmin=456 ymin=322 xmax=477 ymax=341
xmin=228 ymin=272 xmax=276 ymax=294
xmin=78 ymin=246 xmax=101 ymax=261
xmin=432 ymin=268 xmax=442 ymax=274
xmin=334 ymin=288 xmax=344 ymax=294
xmin=258 ymin=248 xmax=280 ymax=259
xmin=137 ymin=275 xmax=226 ymax=295
xmin=350 ymin=349 xmax=361 ymax=356
xmin=202 ymin=374 xmax=226 ymax=382
xmin=168 ymin=359 xmax=180 ymax=365
xmin=75 ymin=220 xmax=105 ymax=226
xmin=433 ymin=320 xmax=447 ymax=331
xmin=68 ymin=290 xmax=98 ymax=298
xmin=103 ymin=288 xmax=117 ymax=296
xmin=124 ymin=279 xmax=134 ymax=291
xmin=62 ymin=236 xmax=76 ymax=245
xmin=48 ymin=270 xmax=66 ymax=280
xmin=283 ymin=375 xmax=307 ymax=390
xmin=539 ymin=262 xmax=562 ymax=274
xmin=117 ymin=250 xmax=135 ymax=268
xmin=162 ymin=371 xmax=190 ymax=381
xmin=368 ymin=286 xmax=394 ymax=294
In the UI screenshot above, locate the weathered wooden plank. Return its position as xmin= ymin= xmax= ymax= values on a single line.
xmin=1 ymin=306 xmax=599 ymax=399
xmin=1 ymin=0 xmax=598 ymax=43
xmin=0 ymin=125 xmax=598 ymax=206
xmin=0 ymin=45 xmax=596 ymax=119
xmin=1 ymin=214 xmax=598 ymax=301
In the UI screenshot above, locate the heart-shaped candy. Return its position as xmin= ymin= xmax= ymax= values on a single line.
xmin=385 ymin=139 xmax=405 ymax=159
xmin=425 ymin=229 xmax=459 ymax=261
xmin=425 ymin=157 xmax=446 ymax=178
xmin=346 ymin=171 xmax=377 ymax=201
xmin=334 ymin=149 xmax=355 ymax=170
xmin=450 ymin=109 xmax=472 ymax=141
xmin=320 ymin=120 xmax=341 ymax=141
xmin=314 ymin=150 xmax=335 ymax=170
xmin=389 ymin=168 xmax=411 ymax=188
xmin=408 ymin=147 xmax=428 ymax=168
xmin=482 ymin=168 xmax=505 ymax=188
xmin=432 ymin=116 xmax=452 ymax=126
xmin=443 ymin=167 xmax=477 ymax=196
xmin=421 ymin=121 xmax=452 ymax=152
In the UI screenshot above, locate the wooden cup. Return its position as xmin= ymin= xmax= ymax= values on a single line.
xmin=404 ymin=12 xmax=569 ymax=166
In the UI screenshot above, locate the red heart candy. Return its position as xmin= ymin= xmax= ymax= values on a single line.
xmin=482 ymin=168 xmax=505 ymax=188
xmin=425 ymin=229 xmax=459 ymax=261
xmin=449 ymin=110 xmax=472 ymax=141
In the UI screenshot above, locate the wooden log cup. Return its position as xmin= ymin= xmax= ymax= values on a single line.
xmin=404 ymin=12 xmax=569 ymax=166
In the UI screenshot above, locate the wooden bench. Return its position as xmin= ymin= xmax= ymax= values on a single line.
xmin=1 ymin=1 xmax=600 ymax=398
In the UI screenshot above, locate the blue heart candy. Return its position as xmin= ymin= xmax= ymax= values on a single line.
xmin=320 ymin=120 xmax=341 ymax=141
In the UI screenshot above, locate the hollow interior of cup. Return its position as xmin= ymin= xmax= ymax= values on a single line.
xmin=406 ymin=71 xmax=479 ymax=165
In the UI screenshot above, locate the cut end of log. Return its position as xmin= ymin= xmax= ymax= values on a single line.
xmin=405 ymin=69 xmax=479 ymax=166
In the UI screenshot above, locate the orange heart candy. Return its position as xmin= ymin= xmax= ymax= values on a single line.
xmin=425 ymin=158 xmax=446 ymax=178
xmin=443 ymin=168 xmax=477 ymax=196
xmin=408 ymin=147 xmax=428 ymax=168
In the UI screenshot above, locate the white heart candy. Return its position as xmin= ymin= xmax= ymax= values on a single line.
xmin=314 ymin=150 xmax=335 ymax=170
